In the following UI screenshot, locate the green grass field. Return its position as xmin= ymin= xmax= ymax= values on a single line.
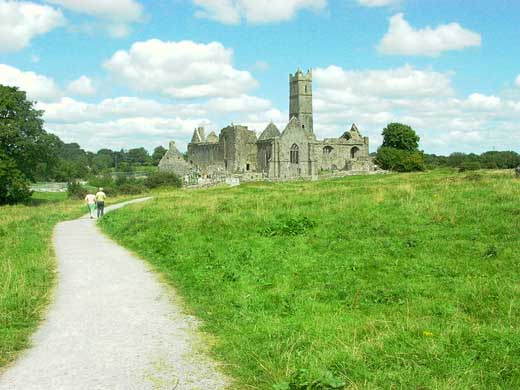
xmin=100 ymin=170 xmax=520 ymax=389
xmin=0 ymin=192 xmax=132 ymax=369
xmin=0 ymin=193 xmax=85 ymax=368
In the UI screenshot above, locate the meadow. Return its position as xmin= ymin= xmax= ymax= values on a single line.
xmin=0 ymin=192 xmax=131 ymax=369
xmin=100 ymin=170 xmax=520 ymax=389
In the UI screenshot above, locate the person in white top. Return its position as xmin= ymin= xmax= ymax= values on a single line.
xmin=85 ymin=193 xmax=96 ymax=219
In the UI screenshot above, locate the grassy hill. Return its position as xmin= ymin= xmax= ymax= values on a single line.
xmin=100 ymin=170 xmax=520 ymax=389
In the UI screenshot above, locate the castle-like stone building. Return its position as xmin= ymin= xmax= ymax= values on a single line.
xmin=160 ymin=69 xmax=373 ymax=179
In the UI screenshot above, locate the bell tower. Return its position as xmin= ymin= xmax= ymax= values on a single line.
xmin=289 ymin=69 xmax=313 ymax=133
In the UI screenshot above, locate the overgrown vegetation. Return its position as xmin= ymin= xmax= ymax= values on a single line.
xmin=101 ymin=170 xmax=520 ymax=389
xmin=0 ymin=193 xmax=84 ymax=367
xmin=0 ymin=192 xmax=133 ymax=368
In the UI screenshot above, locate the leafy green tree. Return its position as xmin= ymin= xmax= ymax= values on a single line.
xmin=92 ymin=154 xmax=114 ymax=172
xmin=127 ymin=147 xmax=151 ymax=165
xmin=381 ymin=123 xmax=420 ymax=151
xmin=0 ymin=151 xmax=32 ymax=204
xmin=0 ymin=85 xmax=60 ymax=181
xmin=376 ymin=123 xmax=424 ymax=172
xmin=152 ymin=146 xmax=167 ymax=166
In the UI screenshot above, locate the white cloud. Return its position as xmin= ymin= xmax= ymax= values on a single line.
xmin=45 ymin=0 xmax=143 ymax=37
xmin=464 ymin=93 xmax=501 ymax=111
xmin=0 ymin=1 xmax=65 ymax=53
xmin=206 ymin=95 xmax=271 ymax=113
xmin=0 ymin=64 xmax=61 ymax=101
xmin=516 ymin=75 xmax=520 ymax=88
xmin=358 ymin=0 xmax=399 ymax=7
xmin=67 ymin=76 xmax=96 ymax=96
xmin=314 ymin=65 xmax=453 ymax=99
xmin=312 ymin=65 xmax=520 ymax=154
xmin=378 ymin=13 xmax=481 ymax=56
xmin=193 ymin=0 xmax=326 ymax=24
xmin=48 ymin=117 xmax=210 ymax=152
xmin=104 ymin=39 xmax=258 ymax=99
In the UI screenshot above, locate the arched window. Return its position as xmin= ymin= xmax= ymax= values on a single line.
xmin=351 ymin=147 xmax=360 ymax=159
xmin=290 ymin=144 xmax=299 ymax=164
xmin=323 ymin=146 xmax=333 ymax=154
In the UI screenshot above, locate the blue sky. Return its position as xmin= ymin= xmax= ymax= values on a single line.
xmin=1 ymin=0 xmax=519 ymax=154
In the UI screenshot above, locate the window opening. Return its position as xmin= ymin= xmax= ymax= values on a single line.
xmin=290 ymin=144 xmax=299 ymax=164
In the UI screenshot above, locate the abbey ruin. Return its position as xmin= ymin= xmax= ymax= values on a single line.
xmin=159 ymin=69 xmax=374 ymax=179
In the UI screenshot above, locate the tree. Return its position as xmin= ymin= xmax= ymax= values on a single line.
xmin=0 ymin=85 xmax=60 ymax=181
xmin=381 ymin=123 xmax=420 ymax=151
xmin=152 ymin=146 xmax=167 ymax=166
xmin=0 ymin=151 xmax=32 ymax=204
xmin=127 ymin=147 xmax=151 ymax=165
xmin=376 ymin=123 xmax=425 ymax=172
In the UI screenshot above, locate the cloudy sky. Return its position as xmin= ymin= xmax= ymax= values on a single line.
xmin=1 ymin=0 xmax=519 ymax=154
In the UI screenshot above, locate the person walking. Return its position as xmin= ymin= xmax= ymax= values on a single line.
xmin=95 ymin=188 xmax=107 ymax=218
xmin=85 ymin=193 xmax=96 ymax=219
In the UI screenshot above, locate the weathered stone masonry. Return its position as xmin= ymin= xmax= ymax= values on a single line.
xmin=160 ymin=69 xmax=374 ymax=178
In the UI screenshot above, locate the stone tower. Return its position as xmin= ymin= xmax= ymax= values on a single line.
xmin=289 ymin=69 xmax=313 ymax=133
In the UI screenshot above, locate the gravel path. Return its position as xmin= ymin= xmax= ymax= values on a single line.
xmin=0 ymin=198 xmax=228 ymax=390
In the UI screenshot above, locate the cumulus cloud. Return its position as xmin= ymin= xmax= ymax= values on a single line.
xmin=38 ymin=92 xmax=284 ymax=151
xmin=48 ymin=117 xmax=210 ymax=152
xmin=66 ymin=76 xmax=96 ymax=96
xmin=45 ymin=0 xmax=143 ymax=37
xmin=516 ymin=75 xmax=520 ymax=88
xmin=193 ymin=0 xmax=326 ymax=24
xmin=0 ymin=64 xmax=61 ymax=101
xmin=312 ymin=65 xmax=520 ymax=154
xmin=104 ymin=39 xmax=258 ymax=99
xmin=0 ymin=1 xmax=65 ymax=53
xmin=378 ymin=13 xmax=481 ymax=56
xmin=358 ymin=0 xmax=400 ymax=7
xmin=314 ymin=65 xmax=454 ymax=99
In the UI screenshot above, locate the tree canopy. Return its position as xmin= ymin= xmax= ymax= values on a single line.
xmin=0 ymin=85 xmax=60 ymax=182
xmin=381 ymin=123 xmax=420 ymax=152
xmin=376 ymin=123 xmax=425 ymax=172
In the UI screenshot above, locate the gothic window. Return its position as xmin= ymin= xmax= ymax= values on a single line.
xmin=351 ymin=147 xmax=360 ymax=159
xmin=305 ymin=85 xmax=308 ymax=93
xmin=323 ymin=146 xmax=333 ymax=154
xmin=290 ymin=144 xmax=299 ymax=164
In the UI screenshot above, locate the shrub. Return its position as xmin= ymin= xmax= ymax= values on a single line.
xmin=117 ymin=183 xmax=149 ymax=195
xmin=458 ymin=161 xmax=481 ymax=172
xmin=67 ymin=181 xmax=87 ymax=199
xmin=376 ymin=147 xmax=425 ymax=172
xmin=144 ymin=171 xmax=182 ymax=189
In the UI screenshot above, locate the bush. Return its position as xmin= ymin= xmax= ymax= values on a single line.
xmin=458 ymin=161 xmax=481 ymax=172
xmin=118 ymin=183 xmax=149 ymax=195
xmin=376 ymin=147 xmax=425 ymax=172
xmin=0 ymin=153 xmax=32 ymax=204
xmin=144 ymin=172 xmax=182 ymax=189
xmin=67 ymin=181 xmax=88 ymax=199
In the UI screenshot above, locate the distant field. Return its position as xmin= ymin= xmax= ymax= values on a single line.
xmin=0 ymin=192 xmax=129 ymax=369
xmin=100 ymin=170 xmax=520 ymax=389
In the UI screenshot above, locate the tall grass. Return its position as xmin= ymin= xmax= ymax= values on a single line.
xmin=0 ymin=192 xmax=131 ymax=368
xmin=101 ymin=170 xmax=520 ymax=389
xmin=0 ymin=194 xmax=84 ymax=367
